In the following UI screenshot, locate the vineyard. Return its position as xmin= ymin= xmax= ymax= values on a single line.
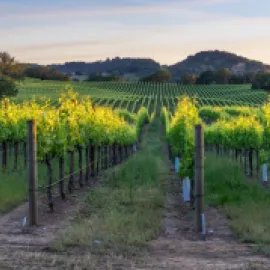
xmin=1 ymin=79 xmax=270 ymax=215
xmin=2 ymin=79 xmax=270 ymax=268
xmin=0 ymin=89 xmax=151 ymax=214
xmin=16 ymin=79 xmax=268 ymax=113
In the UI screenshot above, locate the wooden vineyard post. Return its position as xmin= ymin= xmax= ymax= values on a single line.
xmin=96 ymin=146 xmax=100 ymax=175
xmin=14 ymin=142 xmax=19 ymax=170
xmin=90 ymin=146 xmax=95 ymax=177
xmin=108 ymin=145 xmax=111 ymax=167
xmin=101 ymin=146 xmax=104 ymax=170
xmin=249 ymin=149 xmax=253 ymax=177
xmin=68 ymin=151 xmax=75 ymax=193
xmin=45 ymin=155 xmax=54 ymax=212
xmin=113 ymin=144 xmax=117 ymax=166
xmin=109 ymin=145 xmax=113 ymax=167
xmin=28 ymin=120 xmax=38 ymax=226
xmin=127 ymin=145 xmax=130 ymax=157
xmin=24 ymin=142 xmax=27 ymax=168
xmin=105 ymin=145 xmax=108 ymax=168
xmin=121 ymin=145 xmax=124 ymax=161
xmin=85 ymin=146 xmax=89 ymax=184
xmin=78 ymin=146 xmax=83 ymax=187
xmin=126 ymin=145 xmax=129 ymax=157
xmin=123 ymin=146 xmax=126 ymax=159
xmin=119 ymin=145 xmax=123 ymax=163
xmin=102 ymin=145 xmax=105 ymax=169
xmin=103 ymin=145 xmax=106 ymax=169
xmin=244 ymin=150 xmax=247 ymax=174
xmin=105 ymin=145 xmax=109 ymax=169
xmin=59 ymin=156 xmax=65 ymax=200
xmin=240 ymin=150 xmax=242 ymax=167
xmin=110 ymin=145 xmax=113 ymax=167
xmin=2 ymin=142 xmax=7 ymax=169
xmin=256 ymin=150 xmax=259 ymax=179
xmin=119 ymin=145 xmax=122 ymax=163
xmin=2 ymin=100 xmax=8 ymax=169
xmin=194 ymin=124 xmax=204 ymax=233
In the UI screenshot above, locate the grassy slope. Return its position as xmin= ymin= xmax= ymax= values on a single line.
xmin=53 ymin=118 xmax=168 ymax=252
xmin=205 ymin=153 xmax=270 ymax=254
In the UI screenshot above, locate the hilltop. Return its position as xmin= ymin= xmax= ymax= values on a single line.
xmin=48 ymin=50 xmax=270 ymax=81
xmin=168 ymin=50 xmax=270 ymax=80
xmin=49 ymin=58 xmax=160 ymax=81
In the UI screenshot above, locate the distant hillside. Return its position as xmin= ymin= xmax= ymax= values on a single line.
xmin=49 ymin=58 xmax=160 ymax=81
xmin=169 ymin=50 xmax=270 ymax=81
xmin=48 ymin=51 xmax=270 ymax=82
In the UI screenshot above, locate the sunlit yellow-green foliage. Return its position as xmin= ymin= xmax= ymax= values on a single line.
xmin=199 ymin=105 xmax=260 ymax=124
xmin=198 ymin=104 xmax=264 ymax=151
xmin=0 ymin=90 xmax=137 ymax=159
xmin=165 ymin=97 xmax=270 ymax=178
xmin=199 ymin=106 xmax=230 ymax=123
xmin=161 ymin=107 xmax=170 ymax=135
xmin=223 ymin=106 xmax=258 ymax=117
xmin=261 ymin=102 xmax=270 ymax=150
xmin=204 ymin=116 xmax=263 ymax=150
xmin=167 ymin=96 xmax=200 ymax=178
xmin=168 ymin=96 xmax=200 ymax=155
xmin=136 ymin=107 xmax=150 ymax=137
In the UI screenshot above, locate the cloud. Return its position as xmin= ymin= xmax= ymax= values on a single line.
xmin=0 ymin=0 xmax=238 ymax=23
xmin=12 ymin=36 xmax=270 ymax=66
xmin=12 ymin=37 xmax=131 ymax=52
xmin=10 ymin=24 xmax=270 ymax=66
xmin=2 ymin=0 xmax=270 ymax=66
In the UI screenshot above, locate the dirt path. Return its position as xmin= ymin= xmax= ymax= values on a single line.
xmin=137 ymin=163 xmax=270 ymax=269
xmin=1 ymin=122 xmax=270 ymax=269
xmin=131 ymin=134 xmax=270 ymax=269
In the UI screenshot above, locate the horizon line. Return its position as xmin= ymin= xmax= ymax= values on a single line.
xmin=17 ymin=49 xmax=269 ymax=67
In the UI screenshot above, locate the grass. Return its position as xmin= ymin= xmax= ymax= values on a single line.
xmin=0 ymin=151 xmax=88 ymax=214
xmin=53 ymin=118 xmax=168 ymax=252
xmin=205 ymin=153 xmax=270 ymax=254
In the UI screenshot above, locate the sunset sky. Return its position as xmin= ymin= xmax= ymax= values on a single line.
xmin=1 ymin=0 xmax=269 ymax=65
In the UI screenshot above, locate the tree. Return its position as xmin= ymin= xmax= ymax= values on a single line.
xmin=215 ymin=68 xmax=232 ymax=84
xmin=196 ymin=70 xmax=216 ymax=84
xmin=252 ymin=71 xmax=270 ymax=90
xmin=181 ymin=74 xmax=198 ymax=85
xmin=244 ymin=72 xmax=256 ymax=83
xmin=0 ymin=52 xmax=24 ymax=79
xmin=140 ymin=69 xmax=171 ymax=83
xmin=230 ymin=75 xmax=245 ymax=84
xmin=252 ymin=80 xmax=261 ymax=90
xmin=24 ymin=66 xmax=70 ymax=81
xmin=0 ymin=75 xmax=18 ymax=99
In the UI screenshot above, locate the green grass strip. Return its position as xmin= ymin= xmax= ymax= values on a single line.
xmin=54 ymin=119 xmax=168 ymax=252
xmin=205 ymin=153 xmax=270 ymax=254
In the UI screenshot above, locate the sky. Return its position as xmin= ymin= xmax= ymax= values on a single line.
xmin=0 ymin=0 xmax=270 ymax=65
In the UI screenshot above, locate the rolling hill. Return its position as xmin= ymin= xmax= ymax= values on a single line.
xmin=168 ymin=50 xmax=270 ymax=80
xmin=48 ymin=50 xmax=270 ymax=81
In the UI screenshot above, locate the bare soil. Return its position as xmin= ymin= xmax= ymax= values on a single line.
xmin=0 ymin=173 xmax=106 ymax=251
